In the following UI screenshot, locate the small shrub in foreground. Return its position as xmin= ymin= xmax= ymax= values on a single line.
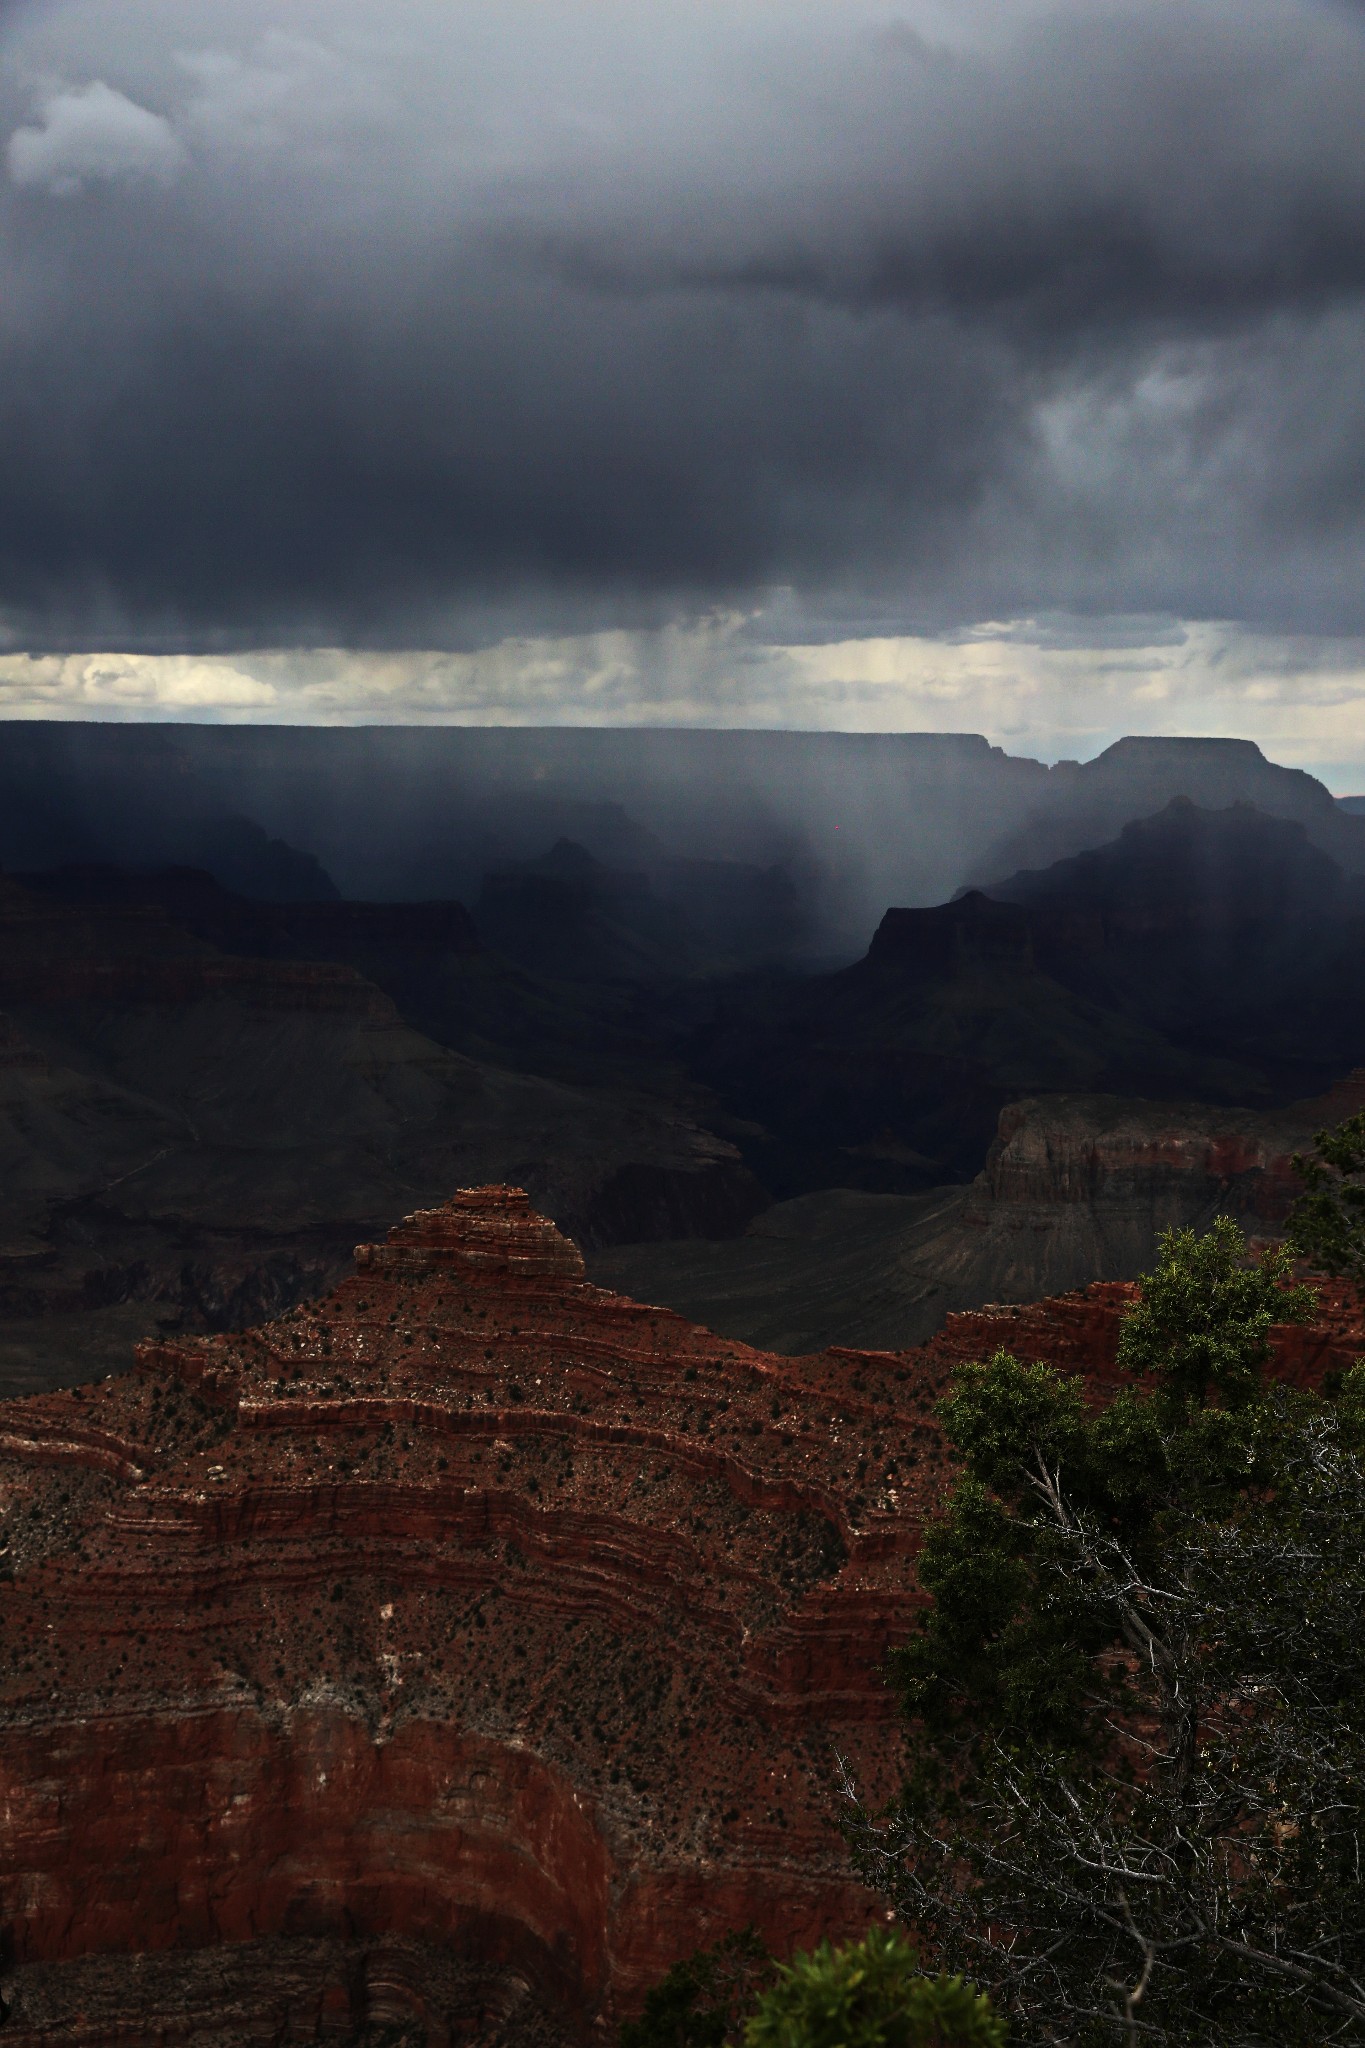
xmin=622 ymin=1929 xmax=1001 ymax=2048
xmin=619 ymin=1929 xmax=776 ymax=2048
xmin=743 ymin=1928 xmax=1005 ymax=2048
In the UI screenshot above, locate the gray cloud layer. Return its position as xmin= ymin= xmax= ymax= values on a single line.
xmin=3 ymin=0 xmax=1365 ymax=650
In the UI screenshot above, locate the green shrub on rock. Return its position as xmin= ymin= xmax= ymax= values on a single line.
xmin=622 ymin=1929 xmax=1002 ymax=2048
xmin=619 ymin=1929 xmax=776 ymax=2048
xmin=743 ymin=1929 xmax=1005 ymax=2048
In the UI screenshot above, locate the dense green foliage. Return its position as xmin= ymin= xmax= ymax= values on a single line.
xmin=621 ymin=1930 xmax=1003 ymax=2048
xmin=898 ymin=1224 xmax=1314 ymax=1748
xmin=1289 ymin=1105 xmax=1365 ymax=1287
xmin=844 ymin=1217 xmax=1365 ymax=2045
xmin=742 ymin=1928 xmax=1004 ymax=2048
xmin=619 ymin=1930 xmax=777 ymax=2048
xmin=1113 ymin=1214 xmax=1313 ymax=1412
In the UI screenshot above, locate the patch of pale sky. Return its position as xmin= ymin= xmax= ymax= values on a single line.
xmin=7 ymin=79 xmax=187 ymax=194
xmin=1 ymin=617 xmax=1363 ymax=790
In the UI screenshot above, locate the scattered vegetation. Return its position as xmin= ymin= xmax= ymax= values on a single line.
xmin=843 ymin=1215 xmax=1365 ymax=2045
xmin=619 ymin=1929 xmax=1001 ymax=2048
xmin=619 ymin=1928 xmax=776 ymax=2048
xmin=1290 ymin=1104 xmax=1365 ymax=1287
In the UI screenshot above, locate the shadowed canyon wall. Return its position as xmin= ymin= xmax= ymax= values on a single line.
xmin=589 ymin=1075 xmax=1365 ymax=1355
xmin=0 ymin=873 xmax=764 ymax=1400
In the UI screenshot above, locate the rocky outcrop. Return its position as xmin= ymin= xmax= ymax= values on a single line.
xmin=933 ymin=1072 xmax=1365 ymax=1301
xmin=588 ymin=1075 xmax=1365 ymax=1355
xmin=915 ymin=1270 xmax=1365 ymax=1396
xmin=0 ymin=879 xmax=764 ymax=1399
xmin=0 ymin=1189 xmax=942 ymax=2044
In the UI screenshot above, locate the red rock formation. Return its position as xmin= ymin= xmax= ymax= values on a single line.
xmin=979 ymin=1071 xmax=1365 ymax=1233
xmin=911 ymin=1270 xmax=1364 ymax=1398
xmin=0 ymin=1189 xmax=1355 ymax=2045
xmin=0 ymin=1191 xmax=939 ymax=2044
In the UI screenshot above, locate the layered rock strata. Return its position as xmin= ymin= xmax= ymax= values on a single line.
xmin=0 ymin=1188 xmax=1348 ymax=2045
xmin=590 ymin=1075 xmax=1365 ymax=1354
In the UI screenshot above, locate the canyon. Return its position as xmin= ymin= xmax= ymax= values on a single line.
xmin=8 ymin=787 xmax=1365 ymax=1403
xmin=0 ymin=875 xmax=760 ymax=1400
xmin=5 ymin=724 xmax=1364 ymax=964
xmin=1 ymin=1186 xmax=1356 ymax=2047
xmin=592 ymin=1073 xmax=1365 ymax=1353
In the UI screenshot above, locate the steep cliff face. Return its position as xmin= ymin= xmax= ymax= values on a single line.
xmin=0 ymin=1189 xmax=944 ymax=2045
xmin=930 ymin=1074 xmax=1365 ymax=1304
xmin=0 ymin=878 xmax=763 ymax=1399
xmin=590 ymin=1077 xmax=1365 ymax=1356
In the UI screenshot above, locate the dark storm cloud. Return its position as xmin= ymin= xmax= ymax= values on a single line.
xmin=3 ymin=0 xmax=1365 ymax=651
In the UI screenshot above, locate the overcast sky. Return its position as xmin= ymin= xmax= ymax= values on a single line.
xmin=3 ymin=0 xmax=1365 ymax=778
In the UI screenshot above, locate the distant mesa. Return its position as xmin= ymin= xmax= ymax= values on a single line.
xmin=980 ymin=796 xmax=1363 ymax=929
xmin=5 ymin=720 xmax=1365 ymax=957
xmin=965 ymin=736 xmax=1365 ymax=892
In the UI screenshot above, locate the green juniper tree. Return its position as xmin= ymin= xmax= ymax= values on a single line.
xmin=622 ymin=1929 xmax=1002 ymax=2048
xmin=842 ymin=1219 xmax=1365 ymax=2046
xmin=620 ymin=1930 xmax=776 ymax=2048
xmin=743 ymin=1928 xmax=1003 ymax=2048
xmin=1289 ymin=1105 xmax=1365 ymax=1288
